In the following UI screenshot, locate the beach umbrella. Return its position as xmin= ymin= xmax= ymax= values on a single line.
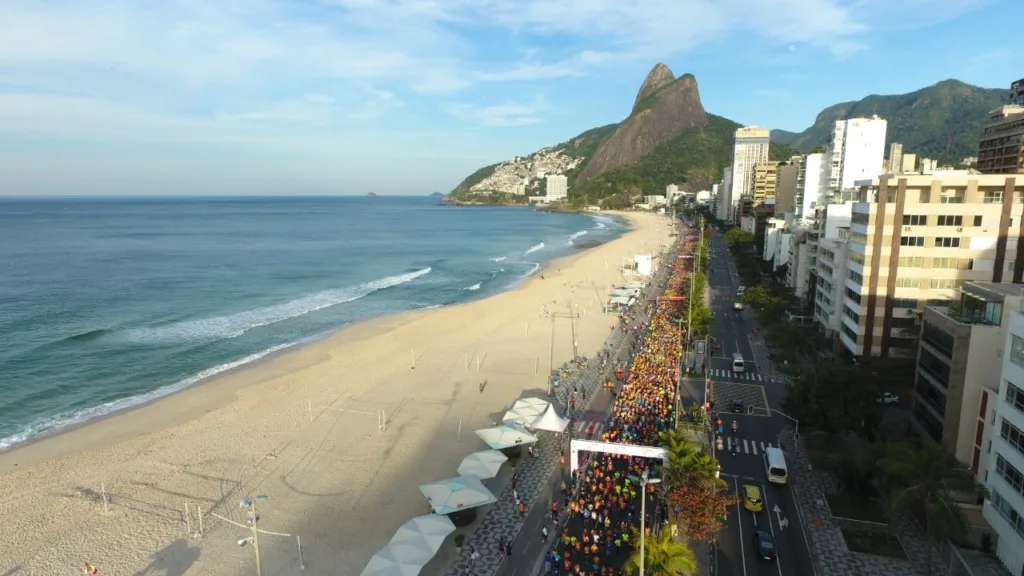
xmin=419 ymin=475 xmax=497 ymax=515
xmin=389 ymin=514 xmax=456 ymax=554
xmin=457 ymin=450 xmax=508 ymax=480
xmin=361 ymin=542 xmax=434 ymax=576
xmin=512 ymin=397 xmax=549 ymax=417
xmin=474 ymin=423 xmax=539 ymax=450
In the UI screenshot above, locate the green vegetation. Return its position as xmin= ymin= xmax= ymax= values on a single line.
xmin=446 ymin=191 xmax=531 ymax=205
xmin=624 ymin=527 xmax=697 ymax=576
xmin=780 ymin=79 xmax=1005 ymax=162
xmin=449 ymin=162 xmax=500 ymax=195
xmin=841 ymin=529 xmax=908 ymax=560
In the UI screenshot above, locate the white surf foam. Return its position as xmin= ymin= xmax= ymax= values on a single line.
xmin=0 ymin=341 xmax=300 ymax=452
xmin=523 ymin=242 xmax=545 ymax=257
xmin=591 ymin=215 xmax=616 ymax=229
xmin=568 ymin=230 xmax=588 ymax=244
xmin=490 ymin=256 xmax=507 ymax=262
xmin=121 ymin=267 xmax=432 ymax=345
xmin=463 ymin=283 xmax=481 ymax=291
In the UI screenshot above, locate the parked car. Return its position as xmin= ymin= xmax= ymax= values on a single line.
xmin=877 ymin=392 xmax=900 ymax=405
xmin=753 ymin=530 xmax=777 ymax=560
xmin=733 ymin=302 xmax=743 ymax=311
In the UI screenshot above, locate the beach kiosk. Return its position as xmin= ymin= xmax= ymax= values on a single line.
xmin=474 ymin=422 xmax=538 ymax=457
xmin=418 ymin=475 xmax=497 ymax=527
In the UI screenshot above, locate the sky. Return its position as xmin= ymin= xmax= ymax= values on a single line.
xmin=0 ymin=0 xmax=1020 ymax=196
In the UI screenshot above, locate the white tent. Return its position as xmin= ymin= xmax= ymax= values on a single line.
xmin=511 ymin=397 xmax=549 ymax=416
xmin=474 ymin=423 xmax=539 ymax=450
xmin=530 ymin=403 xmax=570 ymax=433
xmin=501 ymin=408 xmax=535 ymax=428
xmin=361 ymin=542 xmax=434 ymax=576
xmin=389 ymin=514 xmax=456 ymax=555
xmin=419 ymin=475 xmax=497 ymax=515
xmin=457 ymin=450 xmax=508 ymax=479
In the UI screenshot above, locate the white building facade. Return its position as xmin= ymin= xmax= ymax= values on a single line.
xmin=823 ymin=116 xmax=887 ymax=202
xmin=725 ymin=127 xmax=770 ymax=221
xmin=546 ymin=175 xmax=568 ymax=201
xmin=795 ymin=153 xmax=825 ymax=221
xmin=717 ymin=168 xmax=734 ymax=221
xmin=984 ymin=311 xmax=1024 ymax=576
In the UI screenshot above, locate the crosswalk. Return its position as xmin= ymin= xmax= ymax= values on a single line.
xmin=708 ymin=369 xmax=774 ymax=382
xmin=723 ymin=437 xmax=779 ymax=455
xmin=573 ymin=420 xmax=607 ymax=437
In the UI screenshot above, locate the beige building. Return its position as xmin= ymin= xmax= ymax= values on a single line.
xmin=887 ymin=142 xmax=904 ymax=174
xmin=912 ymin=283 xmax=1021 ymax=479
xmin=775 ymin=161 xmax=798 ymax=213
xmin=840 ymin=173 xmax=1024 ymax=358
xmin=901 ymin=153 xmax=917 ymax=174
xmin=978 ymin=105 xmax=1024 ymax=175
xmin=751 ymin=161 xmax=780 ymax=205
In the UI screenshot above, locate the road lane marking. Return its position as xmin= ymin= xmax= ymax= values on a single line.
xmin=734 ymin=477 xmax=750 ymax=576
xmin=762 ymin=484 xmax=784 ymax=576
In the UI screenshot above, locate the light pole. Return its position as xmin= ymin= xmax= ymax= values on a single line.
xmin=769 ymin=408 xmax=800 ymax=438
xmin=238 ymin=494 xmax=268 ymax=576
xmin=639 ymin=472 xmax=662 ymax=576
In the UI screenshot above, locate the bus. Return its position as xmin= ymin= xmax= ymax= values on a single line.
xmin=764 ymin=447 xmax=788 ymax=484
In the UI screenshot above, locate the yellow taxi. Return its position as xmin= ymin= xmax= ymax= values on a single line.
xmin=743 ymin=484 xmax=764 ymax=512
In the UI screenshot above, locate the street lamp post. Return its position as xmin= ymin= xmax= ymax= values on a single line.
xmin=239 ymin=494 xmax=268 ymax=576
xmin=769 ymin=408 xmax=800 ymax=438
xmin=639 ymin=472 xmax=662 ymax=576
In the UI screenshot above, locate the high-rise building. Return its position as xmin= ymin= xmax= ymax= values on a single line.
xmin=1010 ymin=77 xmax=1024 ymax=106
xmin=840 ymin=173 xmax=1024 ymax=358
xmin=775 ymin=162 xmax=798 ymax=213
xmin=823 ymin=116 xmax=888 ymax=202
xmin=888 ymin=143 xmax=904 ymax=174
xmin=751 ymin=161 xmax=780 ymax=205
xmin=794 ymin=153 xmax=824 ymax=220
xmin=901 ymin=153 xmax=917 ymax=174
xmin=717 ymin=167 xmax=734 ymax=221
xmin=545 ymin=174 xmax=568 ymax=201
xmin=727 ymin=127 xmax=770 ymax=221
xmin=978 ymin=104 xmax=1024 ymax=174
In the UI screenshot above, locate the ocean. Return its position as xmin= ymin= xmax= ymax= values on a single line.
xmin=0 ymin=196 xmax=625 ymax=451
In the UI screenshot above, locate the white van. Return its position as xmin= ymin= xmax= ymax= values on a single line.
xmin=764 ymin=447 xmax=789 ymax=484
xmin=731 ymin=353 xmax=745 ymax=373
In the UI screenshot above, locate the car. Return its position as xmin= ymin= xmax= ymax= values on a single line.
xmin=733 ymin=302 xmax=743 ymax=311
xmin=753 ymin=530 xmax=777 ymax=560
xmin=737 ymin=285 xmax=746 ymax=294
xmin=877 ymin=392 xmax=900 ymax=405
xmin=743 ymin=484 xmax=763 ymax=512
xmin=731 ymin=399 xmax=744 ymax=413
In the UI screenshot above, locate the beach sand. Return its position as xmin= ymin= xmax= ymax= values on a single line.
xmin=0 ymin=211 xmax=672 ymax=576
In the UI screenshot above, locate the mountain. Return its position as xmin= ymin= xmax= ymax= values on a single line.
xmin=773 ymin=80 xmax=1006 ymax=162
xmin=577 ymin=65 xmax=709 ymax=183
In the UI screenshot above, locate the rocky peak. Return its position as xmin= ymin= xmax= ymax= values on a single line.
xmin=631 ymin=62 xmax=676 ymax=115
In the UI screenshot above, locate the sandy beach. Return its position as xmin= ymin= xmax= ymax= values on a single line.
xmin=0 ymin=211 xmax=672 ymax=576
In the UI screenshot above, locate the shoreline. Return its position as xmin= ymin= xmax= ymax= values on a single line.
xmin=0 ymin=210 xmax=671 ymax=575
xmin=0 ymin=218 xmax=624 ymax=459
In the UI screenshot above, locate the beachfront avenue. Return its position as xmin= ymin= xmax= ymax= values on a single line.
xmin=703 ymin=229 xmax=817 ymax=576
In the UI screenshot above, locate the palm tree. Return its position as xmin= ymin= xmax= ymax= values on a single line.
xmin=658 ymin=430 xmax=700 ymax=467
xmin=623 ymin=528 xmax=697 ymax=576
xmin=882 ymin=442 xmax=981 ymax=576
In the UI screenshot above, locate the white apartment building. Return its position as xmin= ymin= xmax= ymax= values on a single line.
xmin=814 ymin=228 xmax=851 ymax=335
xmin=717 ymin=167 xmax=734 ymax=221
xmin=545 ymin=174 xmax=568 ymax=201
xmin=726 ymin=127 xmax=770 ymax=221
xmin=823 ymin=116 xmax=887 ymax=202
xmin=984 ymin=307 xmax=1024 ymax=575
xmin=795 ymin=153 xmax=825 ymax=221
xmin=787 ymin=226 xmax=817 ymax=300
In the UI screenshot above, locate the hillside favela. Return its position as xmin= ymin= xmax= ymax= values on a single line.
xmin=2 ymin=4 xmax=1024 ymax=576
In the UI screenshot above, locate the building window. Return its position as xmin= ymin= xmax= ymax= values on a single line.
xmin=985 ymin=191 xmax=1004 ymax=204
xmin=891 ymin=317 xmax=917 ymax=329
xmin=850 ymin=232 xmax=868 ymax=244
xmin=849 ymin=253 xmax=865 ymax=265
xmin=937 ymin=215 xmax=963 ymax=226
xmin=932 ymin=257 xmax=974 ymax=270
xmin=934 ymin=237 xmax=961 ymax=248
xmin=845 ymin=287 xmax=861 ymax=304
xmin=901 ymin=236 xmax=925 ymax=247
xmin=941 ymin=190 xmax=965 ymax=203
xmin=1011 ymin=335 xmax=1024 ymax=367
xmin=1002 ymin=419 xmax=1024 ymax=459
xmin=918 ymin=347 xmax=951 ymax=388
xmin=848 ymin=270 xmax=863 ymax=283
xmin=843 ymin=305 xmax=860 ymax=323
xmin=892 ymin=298 xmax=919 ymax=309
xmin=895 ymin=277 xmax=921 ymax=288
xmin=996 ymin=454 xmax=1024 ymax=498
xmin=974 ymin=215 xmax=983 ymax=226
xmin=852 ymin=213 xmax=870 ymax=225
xmin=1007 ymin=381 xmax=1024 ymax=415
xmin=841 ymin=323 xmax=857 ymax=343
xmin=899 ymin=256 xmax=925 ymax=267
xmin=930 ymin=279 xmax=961 ymax=290
xmin=922 ymin=322 xmax=954 ymax=356
xmin=913 ymin=403 xmax=944 ymax=442
xmin=903 ymin=214 xmax=927 ymax=226
xmin=991 ymin=489 xmax=1024 ymax=540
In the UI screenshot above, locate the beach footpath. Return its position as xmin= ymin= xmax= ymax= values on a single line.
xmin=0 ymin=212 xmax=674 ymax=576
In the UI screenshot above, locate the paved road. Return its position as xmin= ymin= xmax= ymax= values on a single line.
xmin=703 ymin=230 xmax=817 ymax=576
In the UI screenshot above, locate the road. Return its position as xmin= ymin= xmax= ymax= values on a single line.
xmin=702 ymin=229 xmax=816 ymax=576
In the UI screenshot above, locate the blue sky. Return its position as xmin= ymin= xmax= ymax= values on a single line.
xmin=0 ymin=0 xmax=1020 ymax=195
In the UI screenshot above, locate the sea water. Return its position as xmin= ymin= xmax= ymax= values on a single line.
xmin=0 ymin=196 xmax=625 ymax=450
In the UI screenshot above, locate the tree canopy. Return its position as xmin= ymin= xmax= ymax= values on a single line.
xmin=782 ymin=362 xmax=884 ymax=437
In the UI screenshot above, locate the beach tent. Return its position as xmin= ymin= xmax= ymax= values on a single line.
xmin=457 ymin=450 xmax=508 ymax=480
xmin=511 ymin=397 xmax=549 ymax=416
xmin=389 ymin=514 xmax=456 ymax=555
xmin=501 ymin=407 xmax=535 ymax=428
xmin=361 ymin=542 xmax=434 ymax=576
xmin=530 ymin=403 xmax=570 ymax=433
xmin=419 ymin=475 xmax=497 ymax=515
xmin=475 ymin=423 xmax=539 ymax=450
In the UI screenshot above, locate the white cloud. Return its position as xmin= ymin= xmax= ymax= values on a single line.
xmin=444 ymin=95 xmax=549 ymax=127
